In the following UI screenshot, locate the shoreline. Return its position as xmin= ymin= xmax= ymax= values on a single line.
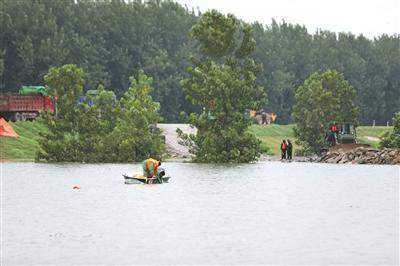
xmin=1 ymin=153 xmax=397 ymax=165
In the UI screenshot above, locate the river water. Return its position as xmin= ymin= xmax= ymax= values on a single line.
xmin=1 ymin=162 xmax=399 ymax=265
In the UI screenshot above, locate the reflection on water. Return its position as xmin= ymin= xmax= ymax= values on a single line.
xmin=2 ymin=162 xmax=399 ymax=265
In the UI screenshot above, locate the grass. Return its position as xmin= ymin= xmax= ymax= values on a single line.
xmin=357 ymin=126 xmax=393 ymax=148
xmin=0 ymin=122 xmax=394 ymax=160
xmin=0 ymin=121 xmax=48 ymax=160
xmin=249 ymin=124 xmax=393 ymax=155
xmin=249 ymin=124 xmax=296 ymax=155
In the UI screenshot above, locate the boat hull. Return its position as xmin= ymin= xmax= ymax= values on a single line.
xmin=123 ymin=174 xmax=171 ymax=184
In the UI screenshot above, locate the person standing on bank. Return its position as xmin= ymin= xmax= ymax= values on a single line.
xmin=280 ymin=140 xmax=287 ymax=160
xmin=286 ymin=139 xmax=293 ymax=161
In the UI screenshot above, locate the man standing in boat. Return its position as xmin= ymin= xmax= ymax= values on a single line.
xmin=142 ymin=158 xmax=161 ymax=183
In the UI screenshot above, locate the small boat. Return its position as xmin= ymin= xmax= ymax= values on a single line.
xmin=123 ymin=174 xmax=171 ymax=184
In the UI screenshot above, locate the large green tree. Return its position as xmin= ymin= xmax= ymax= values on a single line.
xmin=104 ymin=70 xmax=165 ymax=161
xmin=180 ymin=10 xmax=266 ymax=163
xmin=37 ymin=64 xmax=86 ymax=162
xmin=292 ymin=70 xmax=359 ymax=154
xmin=37 ymin=65 xmax=164 ymax=162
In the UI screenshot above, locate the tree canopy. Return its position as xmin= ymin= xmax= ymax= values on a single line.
xmin=37 ymin=65 xmax=164 ymax=162
xmin=1 ymin=0 xmax=399 ymax=124
xmin=180 ymin=10 xmax=266 ymax=162
xmin=292 ymin=70 xmax=358 ymax=154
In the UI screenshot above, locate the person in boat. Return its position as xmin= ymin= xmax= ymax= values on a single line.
xmin=280 ymin=140 xmax=287 ymax=160
xmin=142 ymin=158 xmax=161 ymax=182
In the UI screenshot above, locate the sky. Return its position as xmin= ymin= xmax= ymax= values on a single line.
xmin=174 ymin=0 xmax=399 ymax=38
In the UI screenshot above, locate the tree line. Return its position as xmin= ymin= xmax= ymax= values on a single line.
xmin=1 ymin=0 xmax=399 ymax=125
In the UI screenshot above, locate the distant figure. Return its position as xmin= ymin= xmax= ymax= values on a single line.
xmin=329 ymin=123 xmax=338 ymax=144
xmin=280 ymin=140 xmax=287 ymax=160
xmin=334 ymin=122 xmax=339 ymax=142
xmin=261 ymin=111 xmax=267 ymax=125
xmin=286 ymin=139 xmax=293 ymax=160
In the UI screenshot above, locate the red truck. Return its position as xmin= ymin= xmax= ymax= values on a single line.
xmin=0 ymin=88 xmax=55 ymax=121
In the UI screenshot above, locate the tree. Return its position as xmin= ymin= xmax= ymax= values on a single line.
xmin=104 ymin=70 xmax=164 ymax=161
xmin=379 ymin=112 xmax=400 ymax=149
xmin=37 ymin=64 xmax=86 ymax=162
xmin=1 ymin=0 xmax=399 ymax=124
xmin=292 ymin=70 xmax=358 ymax=154
xmin=180 ymin=10 xmax=266 ymax=163
xmin=37 ymin=65 xmax=164 ymax=162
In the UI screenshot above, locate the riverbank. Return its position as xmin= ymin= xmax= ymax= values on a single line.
xmin=0 ymin=121 xmax=393 ymax=161
xmin=319 ymin=146 xmax=400 ymax=164
xmin=0 ymin=121 xmax=48 ymax=160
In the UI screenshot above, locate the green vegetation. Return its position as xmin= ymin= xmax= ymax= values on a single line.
xmin=250 ymin=124 xmax=392 ymax=155
xmin=0 ymin=121 xmax=48 ymax=160
xmin=292 ymin=70 xmax=358 ymax=154
xmin=179 ymin=10 xmax=265 ymax=163
xmin=37 ymin=65 xmax=164 ymax=162
xmin=0 ymin=0 xmax=398 ymax=161
xmin=249 ymin=124 xmax=296 ymax=155
xmin=379 ymin=112 xmax=400 ymax=148
xmin=1 ymin=0 xmax=398 ymax=124
xmin=357 ymin=126 xmax=393 ymax=146
xmin=1 ymin=123 xmax=392 ymax=160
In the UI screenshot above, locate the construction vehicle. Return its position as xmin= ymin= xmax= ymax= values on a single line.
xmin=325 ymin=122 xmax=370 ymax=152
xmin=77 ymin=89 xmax=117 ymax=107
xmin=248 ymin=109 xmax=277 ymax=124
xmin=337 ymin=123 xmax=357 ymax=144
xmin=0 ymin=86 xmax=55 ymax=121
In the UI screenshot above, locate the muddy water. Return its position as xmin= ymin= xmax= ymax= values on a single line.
xmin=2 ymin=162 xmax=399 ymax=265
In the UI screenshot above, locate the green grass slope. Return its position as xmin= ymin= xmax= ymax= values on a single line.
xmin=357 ymin=126 xmax=392 ymax=147
xmin=0 ymin=121 xmax=48 ymax=160
xmin=249 ymin=124 xmax=393 ymax=155
xmin=249 ymin=124 xmax=296 ymax=155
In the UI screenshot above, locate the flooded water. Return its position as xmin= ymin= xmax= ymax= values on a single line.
xmin=1 ymin=162 xmax=399 ymax=265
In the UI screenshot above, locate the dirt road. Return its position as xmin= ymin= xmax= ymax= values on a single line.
xmin=157 ymin=123 xmax=196 ymax=158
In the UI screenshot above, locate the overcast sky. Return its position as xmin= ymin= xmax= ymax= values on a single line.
xmin=174 ymin=0 xmax=399 ymax=38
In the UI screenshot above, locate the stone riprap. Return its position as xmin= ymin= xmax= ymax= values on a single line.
xmin=319 ymin=147 xmax=400 ymax=165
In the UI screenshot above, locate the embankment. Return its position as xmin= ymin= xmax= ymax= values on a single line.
xmin=319 ymin=146 xmax=400 ymax=164
xmin=0 ymin=121 xmax=48 ymax=160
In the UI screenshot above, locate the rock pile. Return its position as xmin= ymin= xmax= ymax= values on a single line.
xmin=319 ymin=147 xmax=400 ymax=164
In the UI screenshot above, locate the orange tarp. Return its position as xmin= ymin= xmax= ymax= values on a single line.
xmin=0 ymin=117 xmax=19 ymax=138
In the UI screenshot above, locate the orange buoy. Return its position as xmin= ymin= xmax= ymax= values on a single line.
xmin=73 ymin=185 xmax=81 ymax=189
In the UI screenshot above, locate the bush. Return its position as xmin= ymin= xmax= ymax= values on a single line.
xmin=379 ymin=112 xmax=400 ymax=149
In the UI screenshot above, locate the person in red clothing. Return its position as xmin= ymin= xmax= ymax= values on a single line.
xmin=333 ymin=122 xmax=339 ymax=142
xmin=280 ymin=140 xmax=287 ymax=160
xmin=329 ymin=123 xmax=338 ymax=145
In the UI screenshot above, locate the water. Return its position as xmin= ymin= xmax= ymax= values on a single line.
xmin=1 ymin=162 xmax=399 ymax=265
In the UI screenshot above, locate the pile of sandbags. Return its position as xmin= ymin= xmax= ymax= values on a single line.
xmin=319 ymin=147 xmax=400 ymax=165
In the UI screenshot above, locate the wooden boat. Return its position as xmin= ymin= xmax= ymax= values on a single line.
xmin=123 ymin=173 xmax=171 ymax=184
